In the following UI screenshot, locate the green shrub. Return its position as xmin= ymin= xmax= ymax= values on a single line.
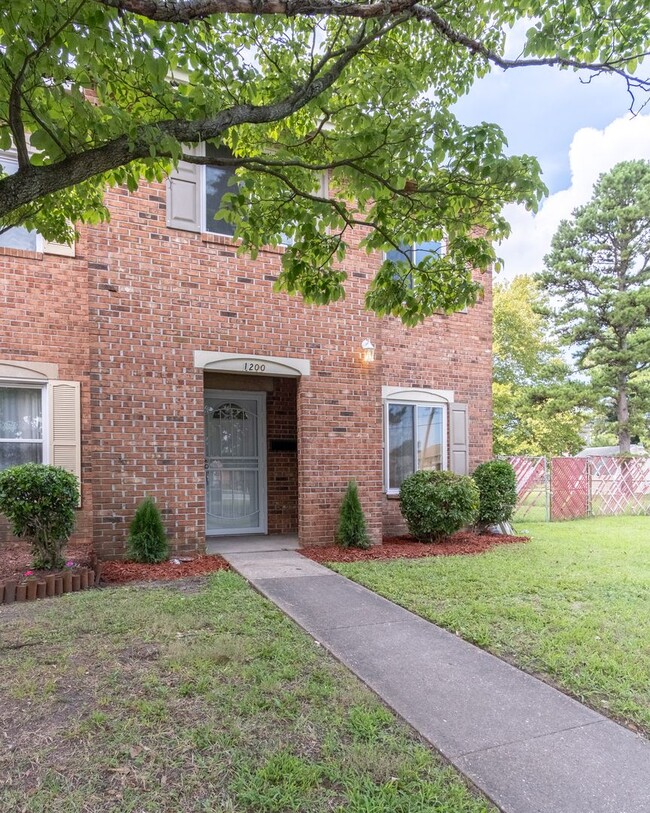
xmin=472 ymin=460 xmax=517 ymax=527
xmin=0 ymin=463 xmax=79 ymax=569
xmin=399 ymin=470 xmax=479 ymax=543
xmin=127 ymin=497 xmax=169 ymax=563
xmin=336 ymin=480 xmax=371 ymax=549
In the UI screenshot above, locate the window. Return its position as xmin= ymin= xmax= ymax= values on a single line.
xmin=204 ymin=143 xmax=237 ymax=237
xmin=383 ymin=388 xmax=454 ymax=492
xmin=167 ymin=145 xmax=328 ymax=241
xmin=0 ymin=155 xmax=38 ymax=251
xmin=386 ymin=401 xmax=446 ymax=491
xmin=385 ymin=241 xmax=443 ymax=265
xmin=0 ymin=151 xmax=75 ymax=256
xmin=0 ymin=384 xmax=45 ymax=470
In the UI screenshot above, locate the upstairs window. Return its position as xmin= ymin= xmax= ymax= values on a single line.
xmin=167 ymin=145 xmax=327 ymax=242
xmin=204 ymin=144 xmax=237 ymax=237
xmin=0 ymin=155 xmax=38 ymax=251
xmin=0 ymin=151 xmax=75 ymax=256
xmin=385 ymin=241 xmax=443 ymax=266
xmin=167 ymin=144 xmax=238 ymax=236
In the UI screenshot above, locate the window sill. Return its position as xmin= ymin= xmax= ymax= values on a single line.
xmin=385 ymin=491 xmax=401 ymax=500
xmin=200 ymin=232 xmax=288 ymax=256
xmin=201 ymin=231 xmax=239 ymax=246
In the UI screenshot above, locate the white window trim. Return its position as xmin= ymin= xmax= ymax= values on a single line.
xmin=383 ymin=388 xmax=452 ymax=495
xmin=0 ymin=380 xmax=49 ymax=466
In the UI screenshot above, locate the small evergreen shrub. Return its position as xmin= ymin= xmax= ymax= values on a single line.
xmin=472 ymin=461 xmax=517 ymax=527
xmin=399 ymin=470 xmax=479 ymax=543
xmin=127 ymin=497 xmax=169 ymax=563
xmin=0 ymin=463 xmax=79 ymax=569
xmin=336 ymin=480 xmax=371 ymax=549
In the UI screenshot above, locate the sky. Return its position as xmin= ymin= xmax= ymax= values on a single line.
xmin=453 ymin=25 xmax=650 ymax=281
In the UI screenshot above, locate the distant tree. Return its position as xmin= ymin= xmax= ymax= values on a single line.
xmin=539 ymin=161 xmax=650 ymax=453
xmin=493 ymin=276 xmax=591 ymax=455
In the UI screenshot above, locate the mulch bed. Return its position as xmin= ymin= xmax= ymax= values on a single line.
xmin=301 ymin=530 xmax=529 ymax=564
xmin=101 ymin=554 xmax=230 ymax=585
xmin=0 ymin=538 xmax=94 ymax=582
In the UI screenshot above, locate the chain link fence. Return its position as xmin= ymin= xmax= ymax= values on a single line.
xmin=506 ymin=455 xmax=650 ymax=522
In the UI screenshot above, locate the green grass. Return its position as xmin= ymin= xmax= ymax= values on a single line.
xmin=332 ymin=516 xmax=650 ymax=734
xmin=0 ymin=571 xmax=493 ymax=813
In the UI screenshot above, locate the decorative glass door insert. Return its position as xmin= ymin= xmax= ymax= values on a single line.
xmin=205 ymin=392 xmax=266 ymax=535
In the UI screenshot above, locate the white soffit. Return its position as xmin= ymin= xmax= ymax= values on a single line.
xmin=195 ymin=351 xmax=310 ymax=377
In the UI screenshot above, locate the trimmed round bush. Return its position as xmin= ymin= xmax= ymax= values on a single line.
xmin=399 ymin=470 xmax=479 ymax=543
xmin=127 ymin=496 xmax=169 ymax=563
xmin=472 ymin=460 xmax=517 ymax=527
xmin=0 ymin=463 xmax=79 ymax=569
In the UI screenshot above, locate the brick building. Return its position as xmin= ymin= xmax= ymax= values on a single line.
xmin=0 ymin=150 xmax=492 ymax=557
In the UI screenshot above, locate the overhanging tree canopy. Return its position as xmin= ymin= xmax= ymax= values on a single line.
xmin=1 ymin=0 xmax=649 ymax=322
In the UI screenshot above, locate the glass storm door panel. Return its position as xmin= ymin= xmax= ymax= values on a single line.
xmin=205 ymin=393 xmax=266 ymax=535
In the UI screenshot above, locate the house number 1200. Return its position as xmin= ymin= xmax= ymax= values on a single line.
xmin=243 ymin=362 xmax=266 ymax=372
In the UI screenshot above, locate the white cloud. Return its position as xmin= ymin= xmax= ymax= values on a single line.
xmin=497 ymin=113 xmax=650 ymax=280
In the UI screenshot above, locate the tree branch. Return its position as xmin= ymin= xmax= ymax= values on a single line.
xmin=0 ymin=16 xmax=397 ymax=219
xmin=97 ymin=0 xmax=650 ymax=90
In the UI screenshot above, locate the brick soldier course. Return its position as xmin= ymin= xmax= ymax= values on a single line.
xmin=1 ymin=173 xmax=492 ymax=558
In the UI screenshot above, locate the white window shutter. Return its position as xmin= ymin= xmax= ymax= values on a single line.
xmin=167 ymin=143 xmax=204 ymax=232
xmin=48 ymin=381 xmax=82 ymax=499
xmin=450 ymin=403 xmax=469 ymax=475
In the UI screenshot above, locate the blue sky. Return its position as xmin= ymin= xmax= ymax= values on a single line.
xmin=450 ymin=31 xmax=650 ymax=280
xmin=455 ymin=68 xmax=635 ymax=195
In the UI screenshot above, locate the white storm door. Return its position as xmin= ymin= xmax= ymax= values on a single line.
xmin=205 ymin=391 xmax=267 ymax=535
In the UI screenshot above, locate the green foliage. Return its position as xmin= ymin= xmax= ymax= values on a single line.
xmin=3 ymin=1 xmax=647 ymax=322
xmin=539 ymin=161 xmax=650 ymax=452
xmin=336 ymin=481 xmax=371 ymax=549
xmin=492 ymin=276 xmax=593 ymax=455
xmin=127 ymin=497 xmax=169 ymax=564
xmin=0 ymin=463 xmax=79 ymax=569
xmin=472 ymin=461 xmax=517 ymax=526
xmin=399 ymin=470 xmax=479 ymax=543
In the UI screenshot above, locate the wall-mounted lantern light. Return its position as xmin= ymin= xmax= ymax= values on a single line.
xmin=361 ymin=339 xmax=375 ymax=364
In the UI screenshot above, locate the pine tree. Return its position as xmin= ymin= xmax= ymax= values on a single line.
xmin=539 ymin=161 xmax=650 ymax=453
xmin=127 ymin=497 xmax=169 ymax=564
xmin=336 ymin=481 xmax=371 ymax=549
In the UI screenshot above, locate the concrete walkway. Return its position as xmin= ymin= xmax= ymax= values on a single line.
xmin=222 ymin=549 xmax=650 ymax=813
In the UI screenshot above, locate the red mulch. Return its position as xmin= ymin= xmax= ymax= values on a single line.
xmin=101 ymin=554 xmax=230 ymax=584
xmin=0 ymin=538 xmax=94 ymax=582
xmin=301 ymin=531 xmax=529 ymax=564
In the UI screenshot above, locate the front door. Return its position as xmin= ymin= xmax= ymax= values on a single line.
xmin=204 ymin=391 xmax=267 ymax=535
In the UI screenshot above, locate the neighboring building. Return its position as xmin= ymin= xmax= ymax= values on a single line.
xmin=576 ymin=445 xmax=646 ymax=457
xmin=0 ymin=151 xmax=493 ymax=557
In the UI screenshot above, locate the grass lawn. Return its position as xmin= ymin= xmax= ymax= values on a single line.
xmin=0 ymin=572 xmax=493 ymax=813
xmin=332 ymin=516 xmax=650 ymax=735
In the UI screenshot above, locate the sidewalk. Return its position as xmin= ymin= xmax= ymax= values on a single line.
xmin=221 ymin=548 xmax=650 ymax=813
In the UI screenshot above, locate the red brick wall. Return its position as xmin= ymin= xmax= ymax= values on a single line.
xmin=0 ymin=246 xmax=93 ymax=545
xmin=266 ymin=377 xmax=298 ymax=534
xmin=378 ymin=279 xmax=493 ymax=535
xmin=1 ymin=178 xmax=493 ymax=556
